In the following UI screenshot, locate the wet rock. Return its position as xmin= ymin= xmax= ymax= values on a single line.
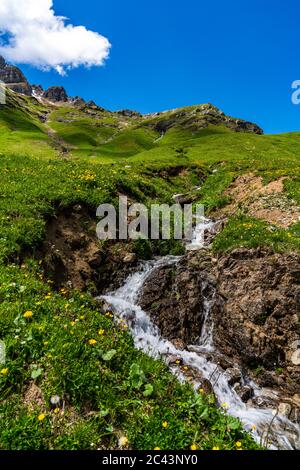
xmin=291 ymin=350 xmax=300 ymax=365
xmin=233 ymin=384 xmax=253 ymax=402
xmin=224 ymin=368 xmax=242 ymax=386
xmin=251 ymin=395 xmax=277 ymax=409
xmin=140 ymin=250 xmax=216 ymax=347
xmin=278 ymin=402 xmax=292 ymax=418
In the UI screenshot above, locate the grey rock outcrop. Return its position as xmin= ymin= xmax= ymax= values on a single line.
xmin=0 ymin=55 xmax=32 ymax=96
xmin=43 ymin=86 xmax=68 ymax=103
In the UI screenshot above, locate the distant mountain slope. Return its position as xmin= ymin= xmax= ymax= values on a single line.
xmin=0 ymin=56 xmax=264 ymax=159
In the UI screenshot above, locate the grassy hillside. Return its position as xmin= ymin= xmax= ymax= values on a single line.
xmin=0 ymin=87 xmax=299 ymax=450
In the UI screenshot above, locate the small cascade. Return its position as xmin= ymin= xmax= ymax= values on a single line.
xmin=101 ymin=217 xmax=300 ymax=450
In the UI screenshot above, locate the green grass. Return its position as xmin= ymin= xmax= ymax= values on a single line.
xmin=1 ymin=91 xmax=299 ymax=450
xmin=0 ymin=259 xmax=259 ymax=450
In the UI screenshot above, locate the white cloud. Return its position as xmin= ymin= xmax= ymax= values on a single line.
xmin=0 ymin=0 xmax=111 ymax=75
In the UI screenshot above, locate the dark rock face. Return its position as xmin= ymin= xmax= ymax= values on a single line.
xmin=140 ymin=251 xmax=216 ymax=346
xmin=212 ymin=248 xmax=300 ymax=395
xmin=0 ymin=56 xmax=32 ymax=96
xmin=43 ymin=86 xmax=68 ymax=102
xmin=117 ymin=109 xmax=142 ymax=118
xmin=140 ymin=246 xmax=300 ymax=400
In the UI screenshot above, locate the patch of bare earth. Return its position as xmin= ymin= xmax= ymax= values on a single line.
xmin=38 ymin=205 xmax=138 ymax=294
xmin=23 ymin=383 xmax=45 ymax=411
xmin=214 ymin=174 xmax=300 ymax=228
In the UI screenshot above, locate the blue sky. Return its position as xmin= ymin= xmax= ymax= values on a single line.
xmin=17 ymin=0 xmax=300 ymax=134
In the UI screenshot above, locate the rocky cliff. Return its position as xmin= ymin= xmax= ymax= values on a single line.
xmin=0 ymin=56 xmax=32 ymax=96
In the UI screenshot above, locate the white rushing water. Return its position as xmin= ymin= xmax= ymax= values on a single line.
xmin=101 ymin=218 xmax=300 ymax=450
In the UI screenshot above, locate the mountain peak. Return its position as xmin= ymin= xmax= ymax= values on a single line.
xmin=0 ymin=56 xmax=32 ymax=96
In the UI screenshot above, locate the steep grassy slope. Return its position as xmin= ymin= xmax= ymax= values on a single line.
xmin=0 ymin=88 xmax=299 ymax=450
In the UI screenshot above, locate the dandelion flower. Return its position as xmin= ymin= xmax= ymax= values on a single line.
xmin=54 ymin=408 xmax=60 ymax=414
xmin=212 ymin=446 xmax=220 ymax=450
xmin=88 ymin=339 xmax=97 ymax=346
xmin=24 ymin=311 xmax=33 ymax=319
xmin=38 ymin=413 xmax=46 ymax=421
xmin=70 ymin=321 xmax=76 ymax=327
xmin=98 ymin=329 xmax=105 ymax=336
xmin=162 ymin=421 xmax=168 ymax=428
xmin=236 ymin=441 xmax=242 ymax=448
xmin=154 ymin=447 xmax=161 ymax=450
xmin=1 ymin=368 xmax=8 ymax=375
xmin=190 ymin=444 xmax=198 ymax=450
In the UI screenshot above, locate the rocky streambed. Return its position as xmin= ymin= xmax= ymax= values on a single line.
xmin=101 ymin=219 xmax=300 ymax=450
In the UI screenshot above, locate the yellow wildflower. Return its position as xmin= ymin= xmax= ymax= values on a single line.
xmin=118 ymin=436 xmax=129 ymax=447
xmin=70 ymin=321 xmax=76 ymax=327
xmin=1 ymin=368 xmax=8 ymax=375
xmin=154 ymin=447 xmax=161 ymax=450
xmin=212 ymin=446 xmax=220 ymax=450
xmin=162 ymin=421 xmax=168 ymax=428
xmin=190 ymin=444 xmax=198 ymax=450
xmin=54 ymin=408 xmax=60 ymax=414
xmin=88 ymin=339 xmax=97 ymax=346
xmin=236 ymin=441 xmax=242 ymax=448
xmin=199 ymin=388 xmax=204 ymax=394
xmin=98 ymin=329 xmax=105 ymax=336
xmin=38 ymin=414 xmax=46 ymax=421
xmin=23 ymin=311 xmax=33 ymax=319
xmin=252 ymin=424 xmax=257 ymax=431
